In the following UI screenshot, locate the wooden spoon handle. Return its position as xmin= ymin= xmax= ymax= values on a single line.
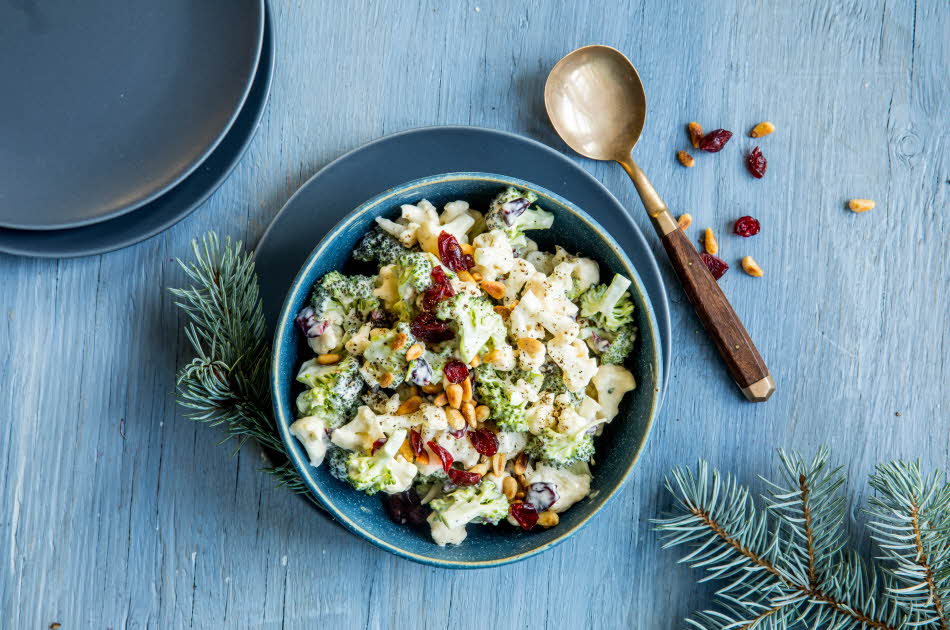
xmin=660 ymin=227 xmax=774 ymax=401
xmin=616 ymin=155 xmax=774 ymax=402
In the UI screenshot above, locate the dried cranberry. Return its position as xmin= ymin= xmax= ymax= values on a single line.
xmin=409 ymin=429 xmax=424 ymax=456
xmin=468 ymin=429 xmax=499 ymax=456
xmin=698 ymin=129 xmax=733 ymax=153
xmin=410 ymin=312 xmax=454 ymax=343
xmin=370 ymin=438 xmax=387 ymax=454
xmin=700 ymin=253 xmax=729 ymax=280
xmin=746 ymin=146 xmax=767 ymax=178
xmin=509 ymin=502 xmax=539 ymax=530
xmin=421 ymin=267 xmax=455 ymax=311
xmin=437 ymin=231 xmax=472 ymax=271
xmin=462 ymin=254 xmax=475 ymax=269
xmin=733 ymin=216 xmax=761 ymax=237
xmin=499 ymin=197 xmax=531 ymax=224
xmin=525 ymin=482 xmax=559 ymax=512
xmin=427 ymin=440 xmax=454 ymax=472
xmin=447 ymin=468 xmax=482 ymax=486
xmin=294 ymin=306 xmax=327 ymax=338
xmin=443 ymin=360 xmax=469 ymax=383
xmin=448 ymin=427 xmax=467 ymax=439
xmin=383 ymin=489 xmax=430 ymax=526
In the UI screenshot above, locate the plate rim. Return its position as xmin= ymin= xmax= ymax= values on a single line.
xmin=0 ymin=1 xmax=275 ymax=258
xmin=0 ymin=0 xmax=266 ymax=231
xmin=271 ymin=171 xmax=664 ymax=569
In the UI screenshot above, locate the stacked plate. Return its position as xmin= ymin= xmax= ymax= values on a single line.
xmin=0 ymin=0 xmax=274 ymax=258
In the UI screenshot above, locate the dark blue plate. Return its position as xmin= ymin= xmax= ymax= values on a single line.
xmin=271 ymin=173 xmax=664 ymax=568
xmin=0 ymin=2 xmax=274 ymax=258
xmin=255 ymin=126 xmax=672 ymax=390
xmin=0 ymin=0 xmax=264 ymax=230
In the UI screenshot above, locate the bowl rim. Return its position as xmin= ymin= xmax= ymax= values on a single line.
xmin=271 ymin=172 xmax=664 ymax=568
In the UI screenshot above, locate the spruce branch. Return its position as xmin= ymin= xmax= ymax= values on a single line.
xmin=170 ymin=233 xmax=316 ymax=503
xmin=655 ymin=449 xmax=918 ymax=630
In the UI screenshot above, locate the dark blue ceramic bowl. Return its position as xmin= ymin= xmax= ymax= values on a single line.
xmin=272 ymin=173 xmax=663 ymax=568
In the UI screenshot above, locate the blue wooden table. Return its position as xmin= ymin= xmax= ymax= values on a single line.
xmin=2 ymin=1 xmax=947 ymax=627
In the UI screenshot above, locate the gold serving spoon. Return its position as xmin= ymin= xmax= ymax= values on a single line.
xmin=544 ymin=45 xmax=775 ymax=402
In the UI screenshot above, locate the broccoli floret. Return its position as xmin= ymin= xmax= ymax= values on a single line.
xmin=353 ymin=225 xmax=409 ymax=266
xmin=361 ymin=323 xmax=417 ymax=388
xmin=525 ymin=427 xmax=595 ymax=468
xmin=582 ymin=324 xmax=636 ymax=365
xmin=395 ymin=252 xmax=434 ymax=292
xmin=311 ymin=271 xmax=380 ymax=334
xmin=579 ymin=274 xmax=634 ymax=331
xmin=389 ymin=252 xmax=436 ymax=322
xmin=344 ymin=429 xmax=415 ymax=495
xmin=485 ymin=187 xmax=554 ymax=251
xmin=435 ymin=293 xmax=507 ymax=363
xmin=428 ymin=480 xmax=510 ymax=529
xmin=326 ymin=447 xmax=351 ymax=482
xmin=475 ymin=364 xmax=531 ymax=432
xmin=295 ymin=355 xmax=365 ymax=427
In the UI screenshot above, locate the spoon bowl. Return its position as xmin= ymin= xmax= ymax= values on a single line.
xmin=544 ymin=45 xmax=647 ymax=161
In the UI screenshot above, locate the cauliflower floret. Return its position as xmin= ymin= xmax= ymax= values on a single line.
xmin=517 ymin=338 xmax=546 ymax=372
xmin=373 ymin=264 xmax=399 ymax=307
xmin=472 ymin=229 xmax=515 ymax=282
xmin=427 ymin=481 xmax=509 ymax=546
xmin=509 ymin=291 xmax=546 ymax=340
xmin=307 ymin=324 xmax=342 ymax=354
xmin=496 ymin=431 xmax=528 ymax=458
xmin=345 ymin=322 xmax=373 ymax=356
xmin=546 ymin=333 xmax=598 ymax=393
xmin=413 ymin=199 xmax=477 ymax=255
xmin=429 ymin=519 xmax=468 ymax=546
xmin=441 ymin=200 xmax=470 ymax=222
xmin=331 ymin=406 xmax=384 ymax=452
xmin=526 ymin=393 xmax=556 ymax=434
xmin=555 ymin=394 xmax=601 ymax=434
xmin=436 ymin=432 xmax=481 ymax=468
xmin=525 ymin=249 xmax=555 ymax=275
xmin=514 ymin=267 xmax=580 ymax=338
xmin=502 ymin=258 xmax=537 ymax=304
xmin=375 ymin=216 xmax=420 ymax=248
xmin=489 ymin=344 xmax=517 ymax=371
xmin=592 ymin=364 xmax=636 ymax=422
xmin=289 ymin=416 xmax=329 ymax=467
xmin=551 ymin=246 xmax=600 ymax=298
xmin=527 ymin=462 xmax=592 ymax=513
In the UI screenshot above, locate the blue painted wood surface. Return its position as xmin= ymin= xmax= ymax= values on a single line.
xmin=1 ymin=1 xmax=947 ymax=627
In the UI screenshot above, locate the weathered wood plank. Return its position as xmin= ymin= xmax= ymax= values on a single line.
xmin=0 ymin=0 xmax=946 ymax=628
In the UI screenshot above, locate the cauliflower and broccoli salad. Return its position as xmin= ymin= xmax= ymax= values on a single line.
xmin=290 ymin=188 xmax=637 ymax=546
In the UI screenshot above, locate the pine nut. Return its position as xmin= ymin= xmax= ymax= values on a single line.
xmin=461 ymin=377 xmax=473 ymax=402
xmin=396 ymin=395 xmax=423 ymax=415
xmin=687 ymin=121 xmax=703 ymax=149
xmin=475 ymin=405 xmax=490 ymax=422
xmin=415 ymin=449 xmax=429 ymax=465
xmin=493 ymin=305 xmax=511 ymax=318
xmin=677 ymin=150 xmax=695 ymax=168
xmin=517 ymin=337 xmax=543 ymax=355
xmin=703 ymin=227 xmax=719 ymax=255
xmin=460 ymin=243 xmax=475 ymax=255
xmin=749 ymin=121 xmax=775 ymax=138
xmin=470 ymin=271 xmax=483 ymax=282
xmin=482 ymin=349 xmax=501 ymax=365
xmin=399 ymin=439 xmax=415 ymax=462
xmin=537 ymin=510 xmax=559 ymax=528
xmin=677 ymin=213 xmax=692 ymax=231
xmin=513 ymin=452 xmax=528 ymax=476
xmin=480 ymin=280 xmax=505 ymax=300
xmin=446 ymin=408 xmax=465 ymax=430
xmin=468 ymin=461 xmax=489 ymax=475
xmin=469 ymin=354 xmax=481 ymax=368
xmin=461 ymin=402 xmax=477 ymax=428
xmin=446 ymin=383 xmax=463 ymax=409
xmin=492 ymin=453 xmax=506 ymax=477
xmin=405 ymin=343 xmax=424 ymax=361
xmin=502 ymin=476 xmax=518 ymax=500
xmin=515 ymin=490 xmax=526 ymax=500
xmin=848 ymin=199 xmax=875 ymax=213
xmin=433 ymin=392 xmax=448 ymax=406
xmin=391 ymin=332 xmax=408 ymax=351
xmin=421 ymin=383 xmax=442 ymax=394
xmin=516 ymin=473 xmax=529 ymax=489
xmin=316 ymin=353 xmax=341 ymax=365
xmin=741 ymin=256 xmax=764 ymax=277
xmin=457 ymin=270 xmax=474 ymax=283
xmin=378 ymin=372 xmax=394 ymax=388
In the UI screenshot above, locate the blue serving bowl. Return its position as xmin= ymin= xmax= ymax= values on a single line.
xmin=272 ymin=172 xmax=663 ymax=568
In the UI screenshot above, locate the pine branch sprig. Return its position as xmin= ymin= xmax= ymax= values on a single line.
xmin=654 ymin=448 xmax=934 ymax=630
xmin=170 ymin=233 xmax=315 ymax=503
